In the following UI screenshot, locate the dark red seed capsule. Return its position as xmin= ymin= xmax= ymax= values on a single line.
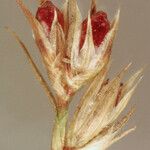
xmin=80 ymin=11 xmax=110 ymax=49
xmin=36 ymin=1 xmax=64 ymax=34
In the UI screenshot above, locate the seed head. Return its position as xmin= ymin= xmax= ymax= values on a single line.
xmin=15 ymin=1 xmax=143 ymax=149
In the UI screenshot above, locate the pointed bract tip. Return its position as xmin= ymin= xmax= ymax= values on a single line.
xmin=119 ymin=63 xmax=132 ymax=76
xmin=116 ymin=8 xmax=121 ymax=19
xmin=91 ymin=0 xmax=97 ymax=15
xmin=87 ymin=11 xmax=92 ymax=29
xmin=54 ymin=9 xmax=58 ymax=23
xmin=125 ymin=62 xmax=132 ymax=70
xmin=111 ymin=9 xmax=120 ymax=30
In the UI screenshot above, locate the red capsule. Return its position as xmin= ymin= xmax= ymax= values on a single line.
xmin=80 ymin=11 xmax=110 ymax=49
xmin=36 ymin=1 xmax=64 ymax=34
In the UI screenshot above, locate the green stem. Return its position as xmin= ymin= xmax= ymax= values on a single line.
xmin=52 ymin=106 xmax=69 ymax=150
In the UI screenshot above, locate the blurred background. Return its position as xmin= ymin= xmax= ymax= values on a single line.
xmin=0 ymin=0 xmax=149 ymax=150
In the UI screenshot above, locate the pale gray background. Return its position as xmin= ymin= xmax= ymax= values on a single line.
xmin=0 ymin=0 xmax=150 ymax=150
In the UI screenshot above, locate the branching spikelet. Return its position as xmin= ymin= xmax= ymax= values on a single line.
xmin=7 ymin=0 xmax=143 ymax=150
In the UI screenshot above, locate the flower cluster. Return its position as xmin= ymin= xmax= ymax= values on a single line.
xmin=16 ymin=0 xmax=120 ymax=105
xmin=14 ymin=0 xmax=143 ymax=150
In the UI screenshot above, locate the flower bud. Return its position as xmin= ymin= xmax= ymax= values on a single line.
xmin=80 ymin=11 xmax=110 ymax=49
xmin=36 ymin=0 xmax=64 ymax=35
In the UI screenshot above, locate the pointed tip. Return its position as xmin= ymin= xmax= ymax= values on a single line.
xmin=4 ymin=26 xmax=19 ymax=41
xmin=116 ymin=126 xmax=137 ymax=141
xmin=80 ymin=11 xmax=93 ymax=49
xmin=123 ymin=67 xmax=144 ymax=94
xmin=54 ymin=9 xmax=58 ymax=23
xmin=118 ymin=63 xmax=132 ymax=78
xmin=111 ymin=8 xmax=120 ymax=30
xmin=137 ymin=75 xmax=144 ymax=83
xmin=123 ymin=126 xmax=137 ymax=137
xmin=125 ymin=62 xmax=132 ymax=71
xmin=86 ymin=10 xmax=93 ymax=35
xmin=90 ymin=0 xmax=97 ymax=15
xmin=129 ymin=75 xmax=142 ymax=94
xmin=133 ymin=66 xmax=146 ymax=80
xmin=87 ymin=11 xmax=92 ymax=26
xmin=116 ymin=8 xmax=121 ymax=19
xmin=115 ymin=8 xmax=121 ymax=24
